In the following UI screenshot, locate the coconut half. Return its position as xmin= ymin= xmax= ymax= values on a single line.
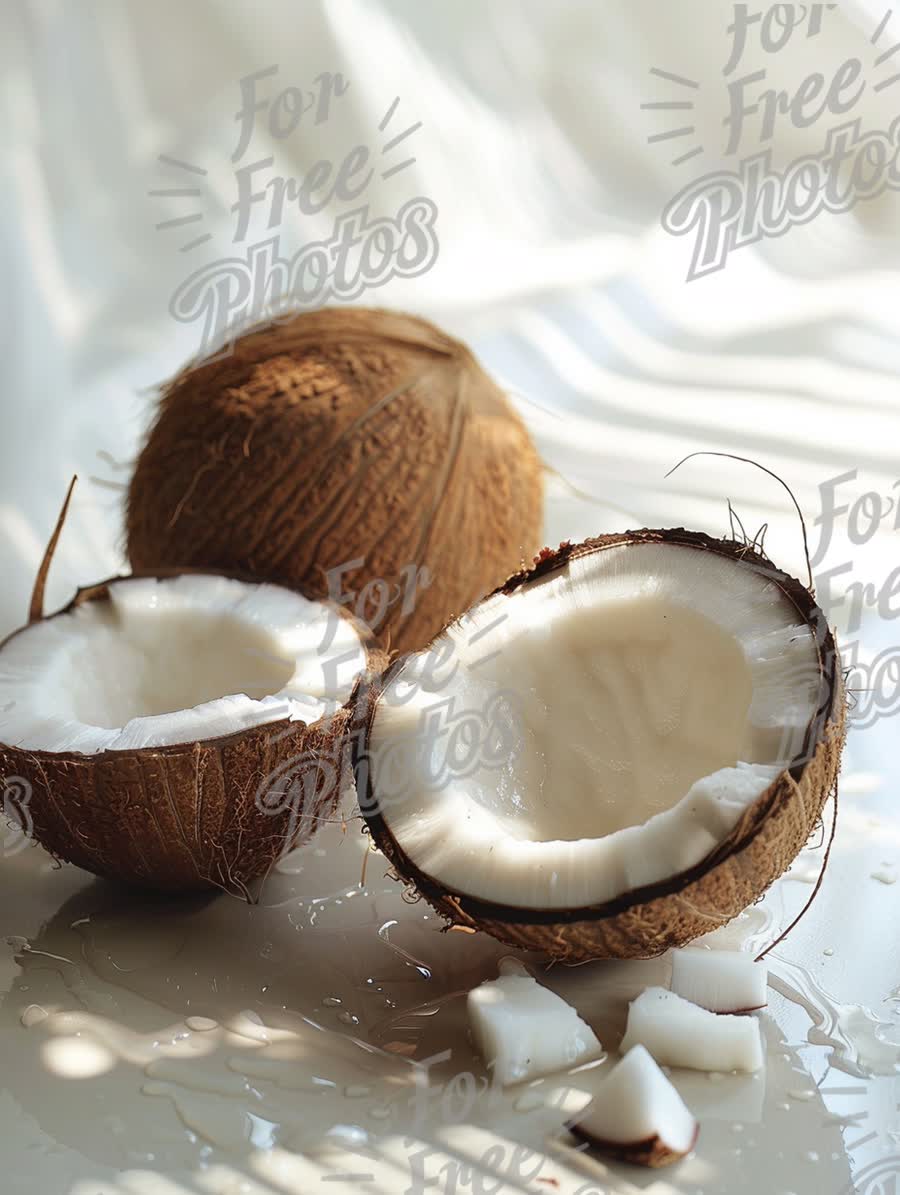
xmin=354 ymin=530 xmax=844 ymax=960
xmin=568 ymin=1045 xmax=699 ymax=1168
xmin=0 ymin=572 xmax=369 ymax=891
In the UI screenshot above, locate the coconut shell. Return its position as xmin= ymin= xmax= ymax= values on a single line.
xmin=567 ymin=1123 xmax=699 ymax=1169
xmin=353 ymin=529 xmax=846 ymax=962
xmin=126 ymin=307 xmax=544 ymax=655
xmin=0 ymin=575 xmax=367 ymax=895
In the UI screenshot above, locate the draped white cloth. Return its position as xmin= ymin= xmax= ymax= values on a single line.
xmin=2 ymin=0 xmax=899 ymax=635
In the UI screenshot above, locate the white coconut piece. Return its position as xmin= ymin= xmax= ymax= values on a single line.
xmin=468 ymin=971 xmax=603 ymax=1085
xmin=670 ymin=948 xmax=768 ymax=1013
xmin=568 ymin=1045 xmax=698 ymax=1168
xmin=0 ymin=574 xmax=367 ymax=752
xmin=620 ymin=987 xmax=764 ymax=1073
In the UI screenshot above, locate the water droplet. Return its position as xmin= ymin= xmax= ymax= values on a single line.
xmin=377 ymin=919 xmax=432 ymax=980
xmin=823 ymin=948 xmax=834 ymax=957
xmin=326 ymin=1124 xmax=369 ymax=1146
xmin=20 ymin=1004 xmax=48 ymax=1028
xmin=806 ymin=1151 xmax=820 ymax=1163
xmin=338 ymin=1010 xmax=360 ymax=1027
xmin=731 ymin=1123 xmax=744 ymax=1133
xmin=871 ymin=870 xmax=897 ymax=885
xmin=186 ymin=1016 xmax=218 ymax=1032
xmin=787 ymin=1088 xmax=815 ymax=1101
xmin=322 ymin=996 xmax=342 ymax=1008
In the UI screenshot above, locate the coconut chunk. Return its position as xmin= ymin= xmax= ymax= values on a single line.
xmin=620 ymin=987 xmax=764 ymax=1073
xmin=468 ymin=971 xmax=602 ymax=1085
xmin=671 ymin=948 xmax=768 ymax=1013
xmin=568 ymin=1045 xmax=698 ymax=1168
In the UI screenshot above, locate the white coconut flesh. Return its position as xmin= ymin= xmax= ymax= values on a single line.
xmin=0 ymin=575 xmax=367 ymax=754
xmin=620 ymin=986 xmax=764 ymax=1073
xmin=670 ymin=947 xmax=768 ymax=1013
xmin=467 ymin=963 xmax=603 ymax=1085
xmin=570 ymin=1044 xmax=698 ymax=1159
xmin=368 ymin=541 xmax=823 ymax=910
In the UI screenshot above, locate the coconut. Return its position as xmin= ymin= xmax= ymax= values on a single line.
xmin=353 ymin=529 xmax=845 ymax=961
xmin=670 ymin=947 xmax=768 ymax=1014
xmin=567 ymin=1045 xmax=699 ymax=1168
xmin=0 ymin=553 xmax=371 ymax=892
xmin=620 ymin=987 xmax=764 ymax=1072
xmin=467 ymin=964 xmax=603 ymax=1086
xmin=126 ymin=307 xmax=544 ymax=655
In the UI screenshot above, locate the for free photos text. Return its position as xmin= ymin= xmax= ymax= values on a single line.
xmin=166 ymin=66 xmax=439 ymax=353
xmin=656 ymin=3 xmax=900 ymax=278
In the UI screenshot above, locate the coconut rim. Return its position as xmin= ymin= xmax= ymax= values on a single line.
xmin=352 ymin=527 xmax=843 ymax=927
xmin=0 ymin=565 xmax=380 ymax=763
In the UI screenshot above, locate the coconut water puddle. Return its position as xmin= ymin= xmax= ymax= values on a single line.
xmin=7 ymin=935 xmax=122 ymax=1017
xmin=369 ymin=989 xmax=471 ymax=1062
xmin=12 ymin=980 xmax=421 ymax=1157
xmin=767 ymin=954 xmax=900 ymax=1078
xmin=137 ymin=1025 xmax=414 ymax=1152
xmin=1 ymin=875 xmax=445 ymax=1166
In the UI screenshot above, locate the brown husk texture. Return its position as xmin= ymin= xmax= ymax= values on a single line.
xmin=126 ymin=308 xmax=544 ymax=655
xmin=355 ymin=529 xmax=847 ymax=962
xmin=0 ymin=577 xmax=359 ymax=894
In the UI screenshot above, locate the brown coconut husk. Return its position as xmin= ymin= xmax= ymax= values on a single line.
xmin=126 ymin=307 xmax=544 ymax=655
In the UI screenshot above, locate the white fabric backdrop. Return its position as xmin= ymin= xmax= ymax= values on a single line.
xmin=1 ymin=0 xmax=899 ymax=633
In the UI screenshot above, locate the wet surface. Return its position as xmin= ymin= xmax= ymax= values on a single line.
xmin=0 ymin=737 xmax=896 ymax=1195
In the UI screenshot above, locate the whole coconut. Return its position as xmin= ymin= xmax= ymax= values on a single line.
xmin=126 ymin=308 xmax=544 ymax=653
